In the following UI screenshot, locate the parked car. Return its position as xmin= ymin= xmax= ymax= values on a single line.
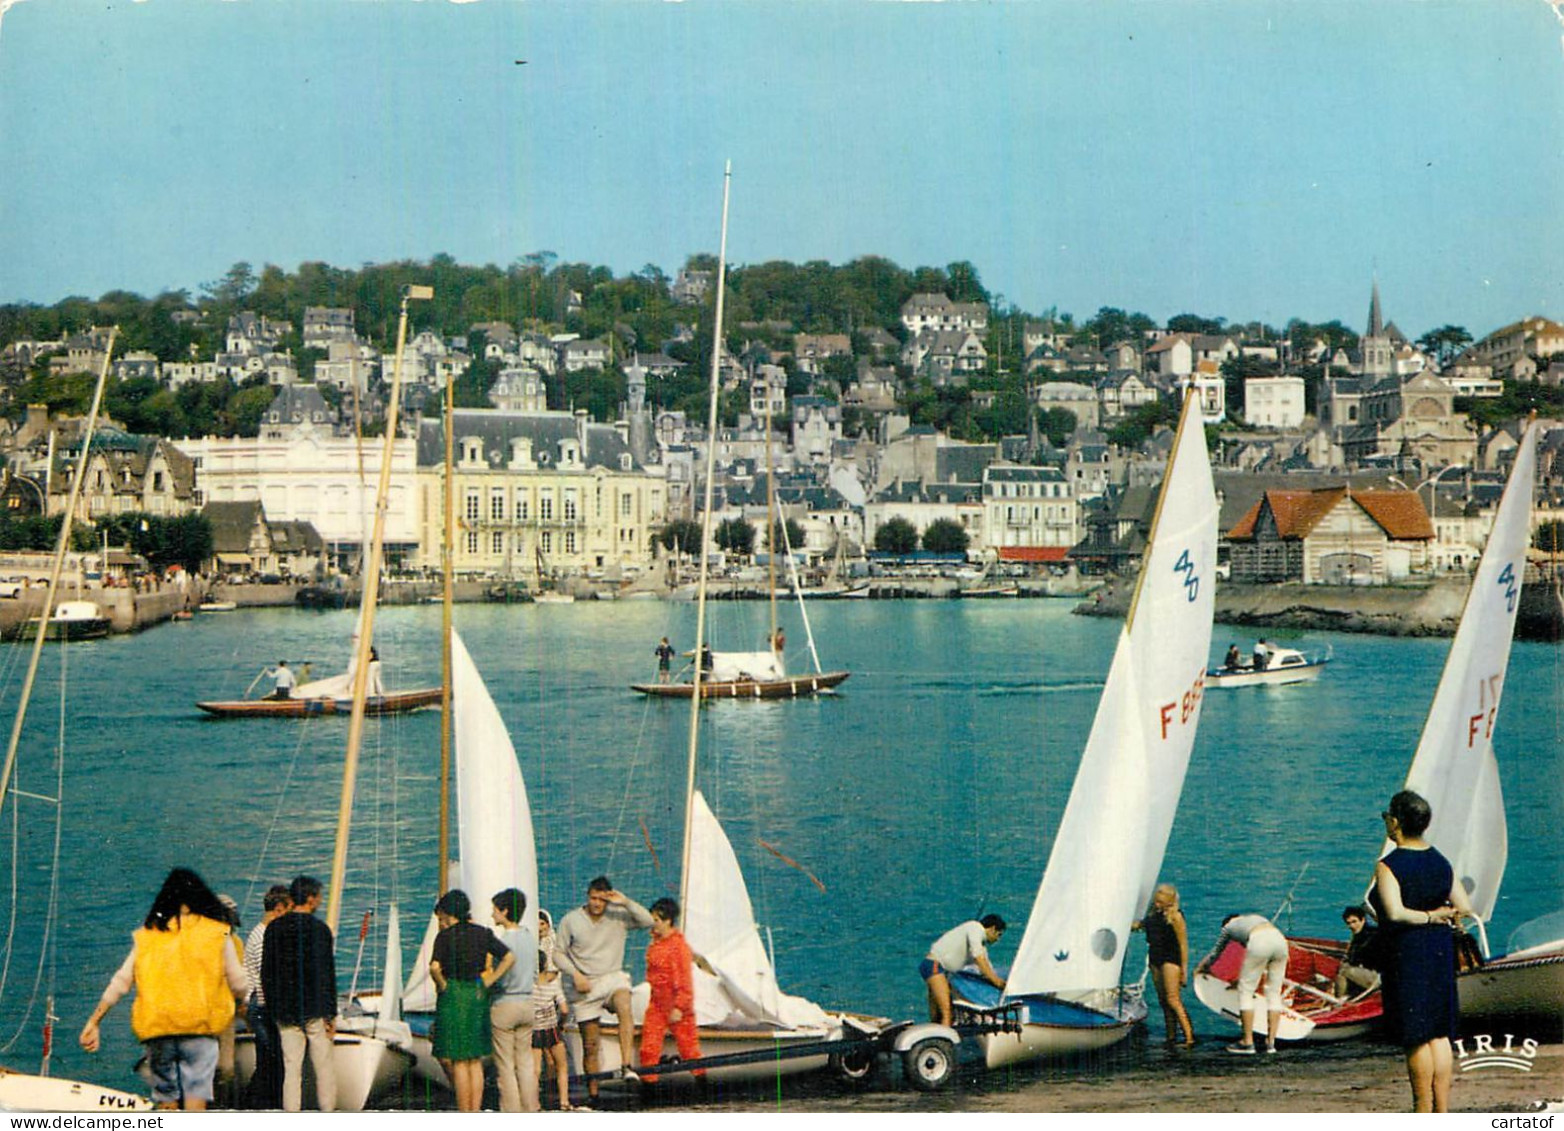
xmin=0 ymin=579 xmax=22 ymax=598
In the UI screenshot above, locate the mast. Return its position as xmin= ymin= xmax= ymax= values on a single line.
xmin=0 ymin=328 xmax=117 ymax=823
xmin=680 ymin=162 xmax=731 ymax=915
xmin=438 ymin=352 xmax=455 ymax=894
xmin=327 ymin=283 xmax=432 ymax=934
xmin=765 ymin=397 xmax=777 ymax=647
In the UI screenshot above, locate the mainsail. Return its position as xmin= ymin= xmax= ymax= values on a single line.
xmin=1395 ymin=422 xmax=1537 ymax=924
xmin=1006 ymin=394 xmax=1218 ymax=999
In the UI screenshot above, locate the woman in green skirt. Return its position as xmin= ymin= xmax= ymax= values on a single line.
xmin=429 ymin=890 xmax=513 ymax=1112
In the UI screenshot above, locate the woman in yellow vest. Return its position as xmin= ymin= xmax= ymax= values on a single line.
xmin=79 ymin=868 xmax=248 ymax=1111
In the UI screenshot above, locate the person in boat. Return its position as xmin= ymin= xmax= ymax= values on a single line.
xmin=639 ymin=897 xmax=703 ymax=1086
xmin=920 ymin=914 xmax=1007 ymax=1027
xmin=1332 ymin=903 xmax=1383 ymax=1000
xmin=698 ymin=643 xmax=714 ymax=676
xmin=366 ymin=646 xmax=385 ymax=698
xmin=1134 ymin=884 xmax=1195 ymax=1048
xmin=553 ymin=876 xmax=654 ymax=1098
xmin=488 ymin=888 xmax=539 ymax=1114
xmin=268 ymin=660 xmax=295 ymax=700
xmin=1252 ymin=639 xmax=1272 ymax=671
xmin=242 ymin=884 xmax=293 ymax=1110
xmin=1194 ymin=912 xmax=1289 ymax=1055
xmin=429 ymin=888 xmax=511 ymax=1113
xmin=655 ymin=637 xmax=676 ymax=684
xmin=262 ymin=875 xmax=338 ymax=1112
xmin=1371 ymin=789 xmax=1472 ymax=1114
xmin=1223 ymin=644 xmax=1243 ymax=671
xmin=531 ymin=949 xmax=573 ymax=1111
xmin=771 ymin=626 xmax=786 ymax=653
xmin=79 ymin=867 xmax=248 ymax=1112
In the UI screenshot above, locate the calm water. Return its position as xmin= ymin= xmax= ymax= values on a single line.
xmin=0 ymin=598 xmax=1558 ymax=1092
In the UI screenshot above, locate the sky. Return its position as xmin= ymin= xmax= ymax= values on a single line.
xmin=0 ymin=0 xmax=1561 ymax=341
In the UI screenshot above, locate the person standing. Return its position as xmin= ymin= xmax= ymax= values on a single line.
xmin=429 ymin=889 xmax=509 ymax=1112
xmin=489 ymin=888 xmax=538 ymax=1113
xmin=79 ymin=868 xmax=248 ymax=1111
xmin=554 ymin=876 xmax=653 ymax=1098
xmin=531 ymin=951 xmax=572 ymax=1111
xmin=920 ymin=914 xmax=1006 ymax=1027
xmin=1371 ymin=790 xmax=1472 ymax=1113
xmin=269 ymin=661 xmax=295 ymax=700
xmin=1252 ymin=639 xmax=1272 ymax=671
xmin=639 ymin=897 xmax=702 ymax=1085
xmin=1137 ymin=884 xmax=1196 ymax=1047
xmin=654 ymin=637 xmax=676 ymax=684
xmin=242 ymin=884 xmax=292 ymax=1109
xmin=1194 ymin=912 xmax=1289 ymax=1054
xmin=261 ymin=875 xmax=338 ymax=1112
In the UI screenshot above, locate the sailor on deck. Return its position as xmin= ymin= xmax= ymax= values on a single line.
xmin=268 ymin=661 xmax=295 ymax=700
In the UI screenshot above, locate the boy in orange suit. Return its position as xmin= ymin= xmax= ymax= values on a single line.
xmin=639 ymin=897 xmax=703 ymax=1084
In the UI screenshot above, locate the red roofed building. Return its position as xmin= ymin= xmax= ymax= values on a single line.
xmin=1227 ymin=486 xmax=1434 ymax=584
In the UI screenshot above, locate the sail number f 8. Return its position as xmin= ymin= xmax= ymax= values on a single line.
xmin=1159 ymin=669 xmax=1206 ymax=739
xmin=1174 ymin=549 xmax=1199 ymax=602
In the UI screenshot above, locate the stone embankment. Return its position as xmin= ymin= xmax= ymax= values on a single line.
xmin=1079 ymin=578 xmax=1476 ymax=637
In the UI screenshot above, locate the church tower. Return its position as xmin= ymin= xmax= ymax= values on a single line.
xmin=1362 ymin=281 xmax=1394 ymax=379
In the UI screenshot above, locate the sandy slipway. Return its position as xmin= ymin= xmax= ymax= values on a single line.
xmin=612 ymin=1038 xmax=1563 ymax=1114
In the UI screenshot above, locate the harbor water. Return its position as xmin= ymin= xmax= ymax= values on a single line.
xmin=0 ymin=598 xmax=1559 ymax=1096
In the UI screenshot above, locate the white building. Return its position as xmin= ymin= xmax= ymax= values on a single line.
xmin=1243 ymin=375 xmax=1307 ymax=429
xmin=980 ymin=465 xmax=1076 ymax=551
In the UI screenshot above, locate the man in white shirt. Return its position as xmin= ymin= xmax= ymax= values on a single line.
xmin=921 ymin=914 xmax=1006 ymax=1026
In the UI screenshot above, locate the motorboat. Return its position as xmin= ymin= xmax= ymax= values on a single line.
xmin=1206 ymin=646 xmax=1329 ymax=688
xmin=26 ymin=600 xmax=111 ymax=641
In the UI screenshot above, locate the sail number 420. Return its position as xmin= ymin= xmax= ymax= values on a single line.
xmin=1159 ymin=669 xmax=1205 ymax=739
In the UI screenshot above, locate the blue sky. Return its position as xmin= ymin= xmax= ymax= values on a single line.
xmin=0 ymin=0 xmax=1560 ymax=341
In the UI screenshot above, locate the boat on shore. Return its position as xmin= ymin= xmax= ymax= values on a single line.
xmin=1205 ymin=645 xmax=1330 ymax=689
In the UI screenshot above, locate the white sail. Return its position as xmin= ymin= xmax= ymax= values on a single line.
xmin=452 ymin=628 xmax=538 ymax=917
xmin=708 ymin=650 xmax=784 ymax=683
xmin=681 ymin=789 xmax=829 ymax=1030
xmin=1396 ymin=423 xmax=1536 ymax=923
xmin=381 ymin=904 xmax=404 ymax=1023
xmin=1006 ymin=394 xmax=1218 ymax=999
xmin=295 ymin=601 xmax=379 ymax=698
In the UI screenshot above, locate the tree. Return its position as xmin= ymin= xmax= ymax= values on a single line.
xmin=714 ymin=517 xmax=754 ymax=557
xmin=765 ymin=518 xmax=806 ymax=553
xmin=1416 ymin=325 xmax=1472 ymax=367
xmin=1167 ymin=313 xmax=1226 ymax=336
xmin=1038 ymin=407 xmax=1077 ymax=448
xmin=921 ymin=518 xmax=969 ymax=554
xmin=1108 ymin=400 xmax=1178 ymax=450
xmin=1535 ymin=520 xmax=1564 ymax=555
xmin=654 ymin=519 xmax=704 ymax=555
xmin=874 ymin=516 xmax=919 ymax=555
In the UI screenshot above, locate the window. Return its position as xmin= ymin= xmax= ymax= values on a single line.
xmin=491 ymin=531 xmax=505 ymax=555
xmin=540 ymin=531 xmax=552 ymax=553
xmin=621 ymin=492 xmax=632 ymax=517
xmin=465 ymin=531 xmax=478 ymax=554
xmin=465 ymin=491 xmax=480 ymax=522
xmin=539 ymin=491 xmax=553 ymax=521
xmin=153 ymin=471 xmax=165 ymax=492
xmin=564 ymin=531 xmax=576 ymax=554
xmin=490 ymin=489 xmax=505 ymax=521
xmin=515 ymin=490 xmax=529 ymax=521
xmin=563 ymin=489 xmax=578 ymax=521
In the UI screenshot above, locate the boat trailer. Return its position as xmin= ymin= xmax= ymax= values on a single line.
xmin=582 ymin=1006 xmax=1025 ymax=1094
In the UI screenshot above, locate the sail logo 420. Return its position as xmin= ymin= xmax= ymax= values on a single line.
xmin=1455 ymin=1032 xmax=1539 ymax=1072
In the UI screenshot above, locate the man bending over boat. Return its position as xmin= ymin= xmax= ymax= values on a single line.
xmin=920 ymin=915 xmax=1006 ymax=1027
xmin=554 ymin=876 xmax=654 ymax=1098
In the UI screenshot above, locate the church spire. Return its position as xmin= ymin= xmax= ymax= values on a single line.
xmin=1367 ymin=280 xmax=1384 ymax=338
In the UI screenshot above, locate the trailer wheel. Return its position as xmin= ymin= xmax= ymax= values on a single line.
xmin=903 ymin=1036 xmax=955 ymax=1091
xmin=830 ymin=1046 xmax=877 ymax=1084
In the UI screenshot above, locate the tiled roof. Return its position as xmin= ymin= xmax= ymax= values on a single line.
xmin=1228 ymin=487 xmax=1433 ymax=541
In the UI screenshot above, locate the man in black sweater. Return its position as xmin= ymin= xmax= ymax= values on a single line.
xmin=261 ymin=875 xmax=338 ymax=1111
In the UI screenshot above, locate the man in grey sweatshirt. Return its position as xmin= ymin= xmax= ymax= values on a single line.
xmin=554 ymin=875 xmax=654 ymax=1097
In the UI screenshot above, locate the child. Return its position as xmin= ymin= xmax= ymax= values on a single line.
xmin=531 ymin=949 xmax=572 ymax=1110
xmin=640 ymin=896 xmax=702 ymax=1085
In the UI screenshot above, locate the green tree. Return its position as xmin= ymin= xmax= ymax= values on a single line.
xmin=1535 ymin=520 xmax=1564 ymax=555
xmin=921 ymin=518 xmax=969 ymax=554
xmin=654 ymin=519 xmax=704 ymax=555
xmin=1039 ymin=407 xmax=1077 ymax=448
xmin=1167 ymin=313 xmax=1226 ymax=336
xmin=714 ymin=517 xmax=754 ymax=557
xmin=1416 ymin=325 xmax=1472 ymax=367
xmin=765 ymin=518 xmax=806 ymax=553
xmin=1108 ymin=400 xmax=1178 ymax=450
xmin=874 ymin=516 xmax=919 ymax=555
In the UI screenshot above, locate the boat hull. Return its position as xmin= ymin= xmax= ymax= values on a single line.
xmin=24 ymin=618 xmax=111 ymax=642
xmin=632 ymin=671 xmax=850 ymax=700
xmin=586 ymin=1020 xmax=845 ymax=1083
xmin=0 ymin=1070 xmax=152 ymax=1113
xmin=1458 ymin=947 xmax=1564 ymax=1025
xmin=949 ymin=974 xmax=1146 ymax=1068
xmin=233 ymin=1029 xmax=410 ymax=1111
xmin=195 ymin=689 xmax=443 ymax=718
xmin=1196 ymin=936 xmax=1378 ymax=1041
xmin=1205 ymin=661 xmax=1328 ymax=689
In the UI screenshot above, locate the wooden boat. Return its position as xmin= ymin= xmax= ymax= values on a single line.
xmin=1193 ymin=937 xmax=1373 ymax=1041
xmin=197 ymin=599 xmax=237 ymax=612
xmin=195 ymin=688 xmax=442 ymax=717
xmin=1205 ymin=646 xmax=1330 ymax=689
xmin=952 ymin=388 xmax=1220 ymax=1068
xmin=26 ymin=600 xmax=110 ymax=641
xmin=632 ymin=669 xmax=850 ymax=699
xmin=1197 ymin=421 xmax=1543 ymax=1042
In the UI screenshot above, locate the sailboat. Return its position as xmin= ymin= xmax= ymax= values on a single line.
xmin=1195 ymin=419 xmax=1558 ymax=1038
xmin=532 ymin=544 xmax=575 ymax=605
xmin=0 ymin=333 xmax=152 ymax=1111
xmin=949 ymin=387 xmax=1219 ymax=1067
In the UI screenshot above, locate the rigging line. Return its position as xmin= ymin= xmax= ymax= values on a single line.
xmin=243 ymin=712 xmax=316 ymax=910
xmin=603 ymin=672 xmax=662 ymax=879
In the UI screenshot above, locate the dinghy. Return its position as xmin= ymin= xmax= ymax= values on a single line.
xmin=953 ymin=388 xmax=1219 ymax=1066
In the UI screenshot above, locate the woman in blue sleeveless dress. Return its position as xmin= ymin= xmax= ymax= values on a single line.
xmin=1369 ymin=790 xmax=1473 ymax=1113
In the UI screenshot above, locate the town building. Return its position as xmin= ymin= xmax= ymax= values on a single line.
xmin=1226 ymin=486 xmax=1433 ymax=584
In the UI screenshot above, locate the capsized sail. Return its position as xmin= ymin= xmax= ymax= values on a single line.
xmin=1005 ymin=394 xmax=1218 ymax=1000
xmin=667 ymin=790 xmax=830 ymax=1030
xmin=1395 ymin=422 xmax=1537 ymax=924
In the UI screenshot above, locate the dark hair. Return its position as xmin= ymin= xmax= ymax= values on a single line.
xmin=144 ymin=868 xmax=227 ymax=931
xmin=538 ymin=949 xmax=550 ymax=974
xmin=979 ymin=913 xmax=1006 ymax=932
xmin=1387 ymin=790 xmax=1432 ymax=837
xmin=1342 ymin=904 xmax=1370 ymax=923
xmin=289 ymin=875 xmax=323 ymax=906
xmin=588 ymin=876 xmax=613 ymax=894
xmin=492 ymin=888 xmax=527 ymax=923
xmin=436 ymin=889 xmax=472 ymax=921
xmin=263 ymin=884 xmax=293 ymax=912
xmin=650 ymin=897 xmax=680 ymax=924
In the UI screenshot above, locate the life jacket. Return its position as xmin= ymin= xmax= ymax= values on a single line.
xmin=130 ymin=914 xmax=236 ymax=1040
